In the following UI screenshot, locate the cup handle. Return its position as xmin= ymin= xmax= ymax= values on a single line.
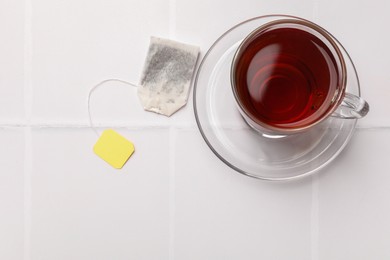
xmin=332 ymin=92 xmax=369 ymax=119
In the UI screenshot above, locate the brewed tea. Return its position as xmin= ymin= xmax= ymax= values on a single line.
xmin=233 ymin=25 xmax=341 ymax=129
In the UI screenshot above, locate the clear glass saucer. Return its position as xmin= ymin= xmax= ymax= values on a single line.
xmin=193 ymin=15 xmax=360 ymax=181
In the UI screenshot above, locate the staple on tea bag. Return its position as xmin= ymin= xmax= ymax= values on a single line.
xmin=138 ymin=37 xmax=200 ymax=116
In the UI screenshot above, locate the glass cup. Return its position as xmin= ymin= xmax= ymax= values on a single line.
xmin=231 ymin=18 xmax=369 ymax=135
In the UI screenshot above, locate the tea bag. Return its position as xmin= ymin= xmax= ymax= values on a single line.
xmin=138 ymin=37 xmax=200 ymax=116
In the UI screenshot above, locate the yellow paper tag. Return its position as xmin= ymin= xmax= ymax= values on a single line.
xmin=93 ymin=129 xmax=135 ymax=169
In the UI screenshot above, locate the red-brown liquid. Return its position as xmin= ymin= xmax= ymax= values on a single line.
xmin=233 ymin=26 xmax=341 ymax=129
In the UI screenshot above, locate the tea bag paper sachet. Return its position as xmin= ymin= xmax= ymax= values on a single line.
xmin=138 ymin=37 xmax=200 ymax=116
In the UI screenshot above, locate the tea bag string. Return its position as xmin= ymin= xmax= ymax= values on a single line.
xmin=87 ymin=79 xmax=138 ymax=137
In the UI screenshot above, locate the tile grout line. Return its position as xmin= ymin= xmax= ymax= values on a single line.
xmin=23 ymin=0 xmax=33 ymax=259
xmin=23 ymin=0 xmax=33 ymax=121
xmin=0 ymin=123 xmax=388 ymax=130
xmin=168 ymin=126 xmax=176 ymax=260
xmin=312 ymin=2 xmax=320 ymax=260
xmin=23 ymin=128 xmax=32 ymax=260
xmin=311 ymin=174 xmax=320 ymax=260
xmin=0 ymin=122 xmax=196 ymax=128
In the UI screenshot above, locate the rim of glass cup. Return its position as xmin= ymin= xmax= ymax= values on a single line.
xmin=193 ymin=14 xmax=360 ymax=181
xmin=230 ymin=17 xmax=347 ymax=134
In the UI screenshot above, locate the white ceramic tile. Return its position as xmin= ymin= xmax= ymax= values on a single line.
xmin=31 ymin=0 xmax=170 ymax=125
xmin=0 ymin=129 xmax=24 ymax=260
xmin=31 ymin=128 xmax=169 ymax=260
xmin=318 ymin=129 xmax=390 ymax=259
xmin=316 ymin=1 xmax=390 ymax=127
xmin=0 ymin=1 xmax=25 ymax=122
xmin=175 ymin=0 xmax=315 ymax=52
xmin=173 ymin=129 xmax=312 ymax=259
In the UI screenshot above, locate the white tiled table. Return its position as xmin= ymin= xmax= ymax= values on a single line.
xmin=1 ymin=0 xmax=389 ymax=259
